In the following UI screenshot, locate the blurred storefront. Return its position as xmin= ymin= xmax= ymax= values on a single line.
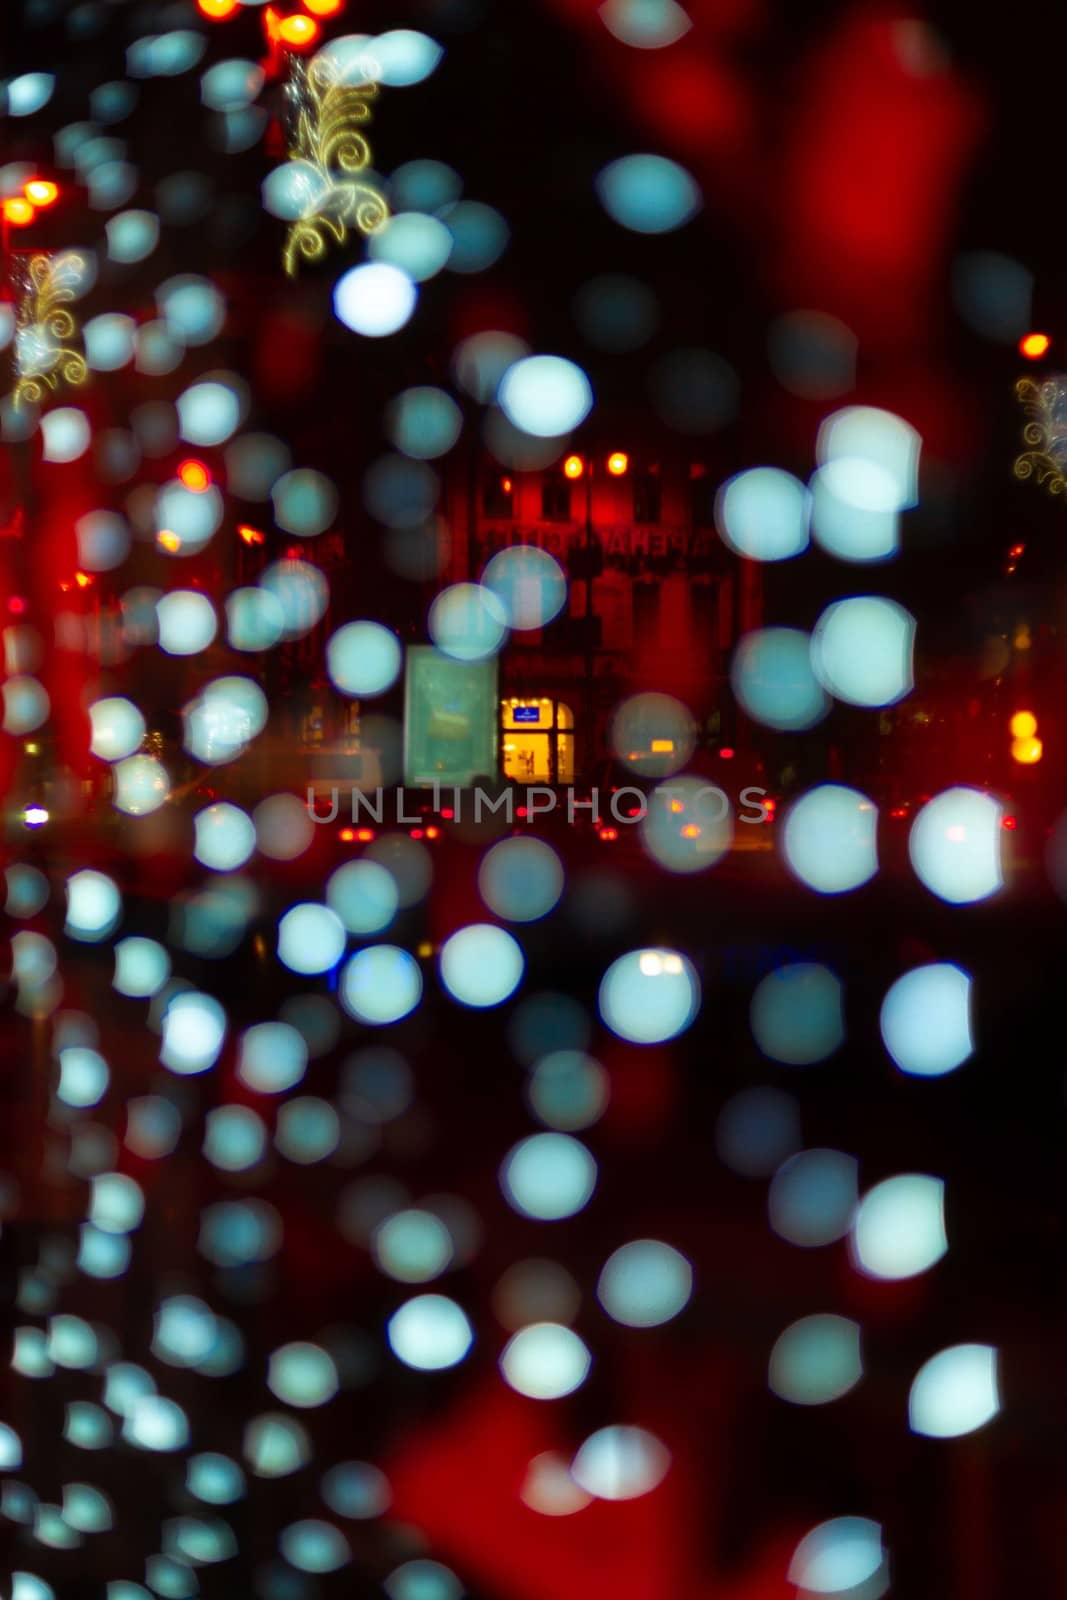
xmin=441 ymin=435 xmax=763 ymax=776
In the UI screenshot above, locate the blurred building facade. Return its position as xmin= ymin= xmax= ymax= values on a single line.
xmin=440 ymin=432 xmax=764 ymax=782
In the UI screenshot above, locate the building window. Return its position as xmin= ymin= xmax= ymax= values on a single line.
xmin=633 ymin=467 xmax=662 ymax=523
xmin=690 ymin=581 xmax=720 ymax=646
xmin=633 ymin=582 xmax=660 ymax=642
xmin=690 ymin=467 xmax=715 ymax=527
xmin=541 ymin=477 xmax=572 ymax=521
xmin=303 ymin=705 xmax=325 ymax=746
xmin=501 ymin=699 xmax=574 ymax=784
xmin=483 ymin=472 xmax=515 ymax=518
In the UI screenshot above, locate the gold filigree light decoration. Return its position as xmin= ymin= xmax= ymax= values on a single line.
xmin=13 ymin=251 xmax=89 ymax=408
xmin=1014 ymin=375 xmax=1067 ymax=498
xmin=282 ymin=54 xmax=389 ymax=277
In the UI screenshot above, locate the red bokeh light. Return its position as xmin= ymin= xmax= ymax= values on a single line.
xmin=178 ymin=459 xmax=211 ymax=492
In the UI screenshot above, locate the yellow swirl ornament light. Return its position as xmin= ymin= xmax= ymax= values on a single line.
xmin=13 ymin=252 xmax=89 ymax=408
xmin=1014 ymin=375 xmax=1067 ymax=498
xmin=282 ymin=54 xmax=389 ymax=278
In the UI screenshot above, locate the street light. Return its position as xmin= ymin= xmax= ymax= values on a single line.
xmin=178 ymin=460 xmax=212 ymax=492
xmin=278 ymin=13 xmax=320 ymax=46
xmin=265 ymin=7 xmax=321 ymax=48
xmin=2 ymin=198 xmax=34 ymax=227
xmin=3 ymin=177 xmax=61 ymax=234
xmin=24 ymin=180 xmax=58 ymax=208
xmin=564 ymin=455 xmax=584 ymax=479
xmin=1011 ymin=709 xmax=1042 ymax=764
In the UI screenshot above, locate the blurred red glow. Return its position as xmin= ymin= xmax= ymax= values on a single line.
xmin=178 ymin=459 xmax=211 ymax=492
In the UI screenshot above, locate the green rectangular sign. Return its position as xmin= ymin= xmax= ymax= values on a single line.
xmin=404 ymin=646 xmax=498 ymax=787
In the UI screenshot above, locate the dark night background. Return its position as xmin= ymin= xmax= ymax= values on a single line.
xmin=3 ymin=2 xmax=1067 ymax=1598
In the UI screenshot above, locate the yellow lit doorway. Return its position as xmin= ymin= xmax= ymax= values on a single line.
xmin=502 ymin=700 xmax=574 ymax=784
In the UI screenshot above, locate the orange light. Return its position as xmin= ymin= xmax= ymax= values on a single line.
xmin=1002 ymin=815 xmax=1018 ymax=830
xmin=1009 ymin=542 xmax=1025 ymax=558
xmin=356 ymin=827 xmax=375 ymax=842
xmin=24 ymin=180 xmax=58 ymax=207
xmin=277 ymin=13 xmax=320 ymax=46
xmin=1010 ymin=710 xmax=1037 ymax=740
xmin=157 ymin=530 xmax=182 ymax=553
xmin=1012 ymin=735 xmax=1043 ymax=765
xmin=563 ymin=455 xmax=584 ymax=480
xmin=198 ymin=0 xmax=240 ymax=14
xmin=598 ymin=827 xmax=618 ymax=841
xmin=501 ymin=477 xmax=513 ymax=494
xmin=607 ymin=451 xmax=629 ymax=476
xmin=3 ymin=198 xmax=35 ymax=227
xmin=238 ymin=524 xmax=266 ymax=547
xmin=75 ymin=571 xmax=92 ymax=589
xmin=669 ymin=798 xmax=685 ymax=814
xmin=426 ymin=825 xmax=440 ymax=840
xmin=178 ymin=459 xmax=211 ymax=492
xmin=339 ymin=827 xmax=355 ymax=842
xmin=303 ymin=0 xmax=343 ymax=13
xmin=1020 ymin=332 xmax=1051 ymax=360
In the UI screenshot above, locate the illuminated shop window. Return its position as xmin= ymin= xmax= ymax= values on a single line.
xmin=502 ymin=700 xmax=574 ymax=784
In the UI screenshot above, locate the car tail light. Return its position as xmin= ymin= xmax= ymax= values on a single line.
xmin=599 ymin=827 xmax=618 ymax=841
xmin=1002 ymin=815 xmax=1018 ymax=830
xmin=410 ymin=828 xmax=424 ymax=840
